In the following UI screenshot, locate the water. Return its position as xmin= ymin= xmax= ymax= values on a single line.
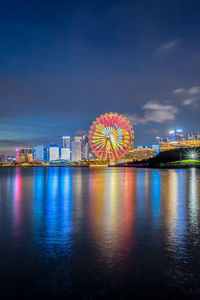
xmin=0 ymin=167 xmax=200 ymax=298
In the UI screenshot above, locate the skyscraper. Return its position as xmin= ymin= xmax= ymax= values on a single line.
xmin=0 ymin=154 xmax=5 ymax=163
xmin=74 ymin=136 xmax=82 ymax=142
xmin=60 ymin=148 xmax=70 ymax=160
xmin=81 ymin=135 xmax=89 ymax=160
xmin=62 ymin=136 xmax=70 ymax=148
xmin=188 ymin=132 xmax=200 ymax=141
xmin=34 ymin=145 xmax=45 ymax=161
xmin=169 ymin=129 xmax=184 ymax=142
xmin=49 ymin=145 xmax=59 ymax=161
xmin=16 ymin=148 xmax=33 ymax=163
xmin=72 ymin=141 xmax=82 ymax=161
xmin=83 ymin=143 xmax=89 ymax=160
xmin=7 ymin=156 xmax=16 ymax=163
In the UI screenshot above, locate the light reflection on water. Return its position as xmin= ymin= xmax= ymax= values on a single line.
xmin=0 ymin=167 xmax=200 ymax=298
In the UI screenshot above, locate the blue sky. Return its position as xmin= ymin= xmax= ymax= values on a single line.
xmin=0 ymin=0 xmax=200 ymax=153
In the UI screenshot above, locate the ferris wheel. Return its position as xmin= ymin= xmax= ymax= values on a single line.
xmin=88 ymin=112 xmax=134 ymax=161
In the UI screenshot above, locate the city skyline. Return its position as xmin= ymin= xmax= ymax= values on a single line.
xmin=0 ymin=119 xmax=200 ymax=156
xmin=1 ymin=1 xmax=200 ymax=153
xmin=1 ymin=122 xmax=200 ymax=161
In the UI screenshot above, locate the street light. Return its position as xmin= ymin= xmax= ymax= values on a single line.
xmin=184 ymin=148 xmax=200 ymax=160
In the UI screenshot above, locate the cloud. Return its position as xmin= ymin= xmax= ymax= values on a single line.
xmin=156 ymin=39 xmax=180 ymax=53
xmin=173 ymin=86 xmax=200 ymax=95
xmin=125 ymin=100 xmax=178 ymax=125
xmin=173 ymin=85 xmax=200 ymax=107
xmin=187 ymin=86 xmax=200 ymax=95
xmin=173 ymin=88 xmax=185 ymax=94
xmin=183 ymin=99 xmax=195 ymax=105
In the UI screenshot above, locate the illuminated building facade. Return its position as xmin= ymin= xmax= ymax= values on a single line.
xmin=156 ymin=136 xmax=169 ymax=143
xmin=83 ymin=142 xmax=89 ymax=160
xmin=123 ymin=148 xmax=156 ymax=161
xmin=7 ymin=156 xmax=16 ymax=163
xmin=81 ymin=135 xmax=89 ymax=160
xmin=74 ymin=136 xmax=82 ymax=142
xmin=72 ymin=141 xmax=82 ymax=161
xmin=169 ymin=129 xmax=184 ymax=142
xmin=62 ymin=136 xmax=70 ymax=148
xmin=16 ymin=148 xmax=33 ymax=163
xmin=0 ymin=154 xmax=5 ymax=163
xmin=49 ymin=145 xmax=59 ymax=161
xmin=60 ymin=148 xmax=70 ymax=160
xmin=34 ymin=145 xmax=45 ymax=161
xmin=188 ymin=132 xmax=200 ymax=141
xmin=159 ymin=140 xmax=200 ymax=152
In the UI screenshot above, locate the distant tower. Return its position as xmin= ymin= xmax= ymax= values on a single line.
xmin=49 ymin=145 xmax=59 ymax=161
xmin=84 ymin=142 xmax=89 ymax=160
xmin=16 ymin=148 xmax=33 ymax=163
xmin=169 ymin=129 xmax=184 ymax=142
xmin=74 ymin=136 xmax=82 ymax=142
xmin=60 ymin=148 xmax=70 ymax=160
xmin=72 ymin=141 xmax=82 ymax=161
xmin=33 ymin=145 xmax=45 ymax=161
xmin=62 ymin=136 xmax=70 ymax=148
xmin=188 ymin=132 xmax=200 ymax=141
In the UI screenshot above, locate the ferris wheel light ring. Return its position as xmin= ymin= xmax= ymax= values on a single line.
xmin=88 ymin=112 xmax=134 ymax=160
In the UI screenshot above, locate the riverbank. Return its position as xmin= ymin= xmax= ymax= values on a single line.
xmin=1 ymin=159 xmax=200 ymax=169
xmin=0 ymin=163 xmax=90 ymax=167
xmin=114 ymin=160 xmax=200 ymax=169
xmin=156 ymin=159 xmax=200 ymax=168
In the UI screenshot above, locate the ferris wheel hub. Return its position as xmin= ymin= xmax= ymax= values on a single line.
xmin=106 ymin=133 xmax=112 ymax=139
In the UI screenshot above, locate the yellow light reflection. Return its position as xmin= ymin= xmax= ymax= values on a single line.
xmin=88 ymin=168 xmax=136 ymax=265
xmin=188 ymin=168 xmax=199 ymax=229
xmin=162 ymin=170 xmax=178 ymax=246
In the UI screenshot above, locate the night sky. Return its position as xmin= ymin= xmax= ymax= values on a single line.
xmin=1 ymin=0 xmax=200 ymax=154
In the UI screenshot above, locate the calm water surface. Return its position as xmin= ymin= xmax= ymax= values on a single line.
xmin=0 ymin=167 xmax=200 ymax=299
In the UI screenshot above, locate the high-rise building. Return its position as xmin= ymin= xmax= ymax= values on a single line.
xmin=169 ymin=129 xmax=184 ymax=142
xmin=72 ymin=141 xmax=82 ymax=161
xmin=16 ymin=148 xmax=33 ymax=163
xmin=33 ymin=145 xmax=45 ymax=161
xmin=83 ymin=143 xmax=89 ymax=160
xmin=62 ymin=136 xmax=70 ymax=148
xmin=49 ymin=145 xmax=59 ymax=161
xmin=81 ymin=135 xmax=89 ymax=160
xmin=155 ymin=136 xmax=169 ymax=143
xmin=74 ymin=136 xmax=82 ymax=142
xmin=7 ymin=156 xmax=16 ymax=163
xmin=62 ymin=136 xmax=71 ymax=160
xmin=0 ymin=154 xmax=5 ymax=163
xmin=60 ymin=148 xmax=70 ymax=160
xmin=188 ymin=132 xmax=200 ymax=141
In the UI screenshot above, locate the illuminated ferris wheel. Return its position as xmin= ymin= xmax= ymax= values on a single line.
xmin=88 ymin=113 xmax=134 ymax=161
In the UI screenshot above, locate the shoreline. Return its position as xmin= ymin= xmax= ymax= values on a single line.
xmin=0 ymin=164 xmax=200 ymax=169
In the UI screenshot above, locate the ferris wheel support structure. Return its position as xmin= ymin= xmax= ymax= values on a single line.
xmin=102 ymin=136 xmax=118 ymax=162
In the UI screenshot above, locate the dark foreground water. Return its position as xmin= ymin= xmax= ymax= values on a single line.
xmin=0 ymin=167 xmax=200 ymax=299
